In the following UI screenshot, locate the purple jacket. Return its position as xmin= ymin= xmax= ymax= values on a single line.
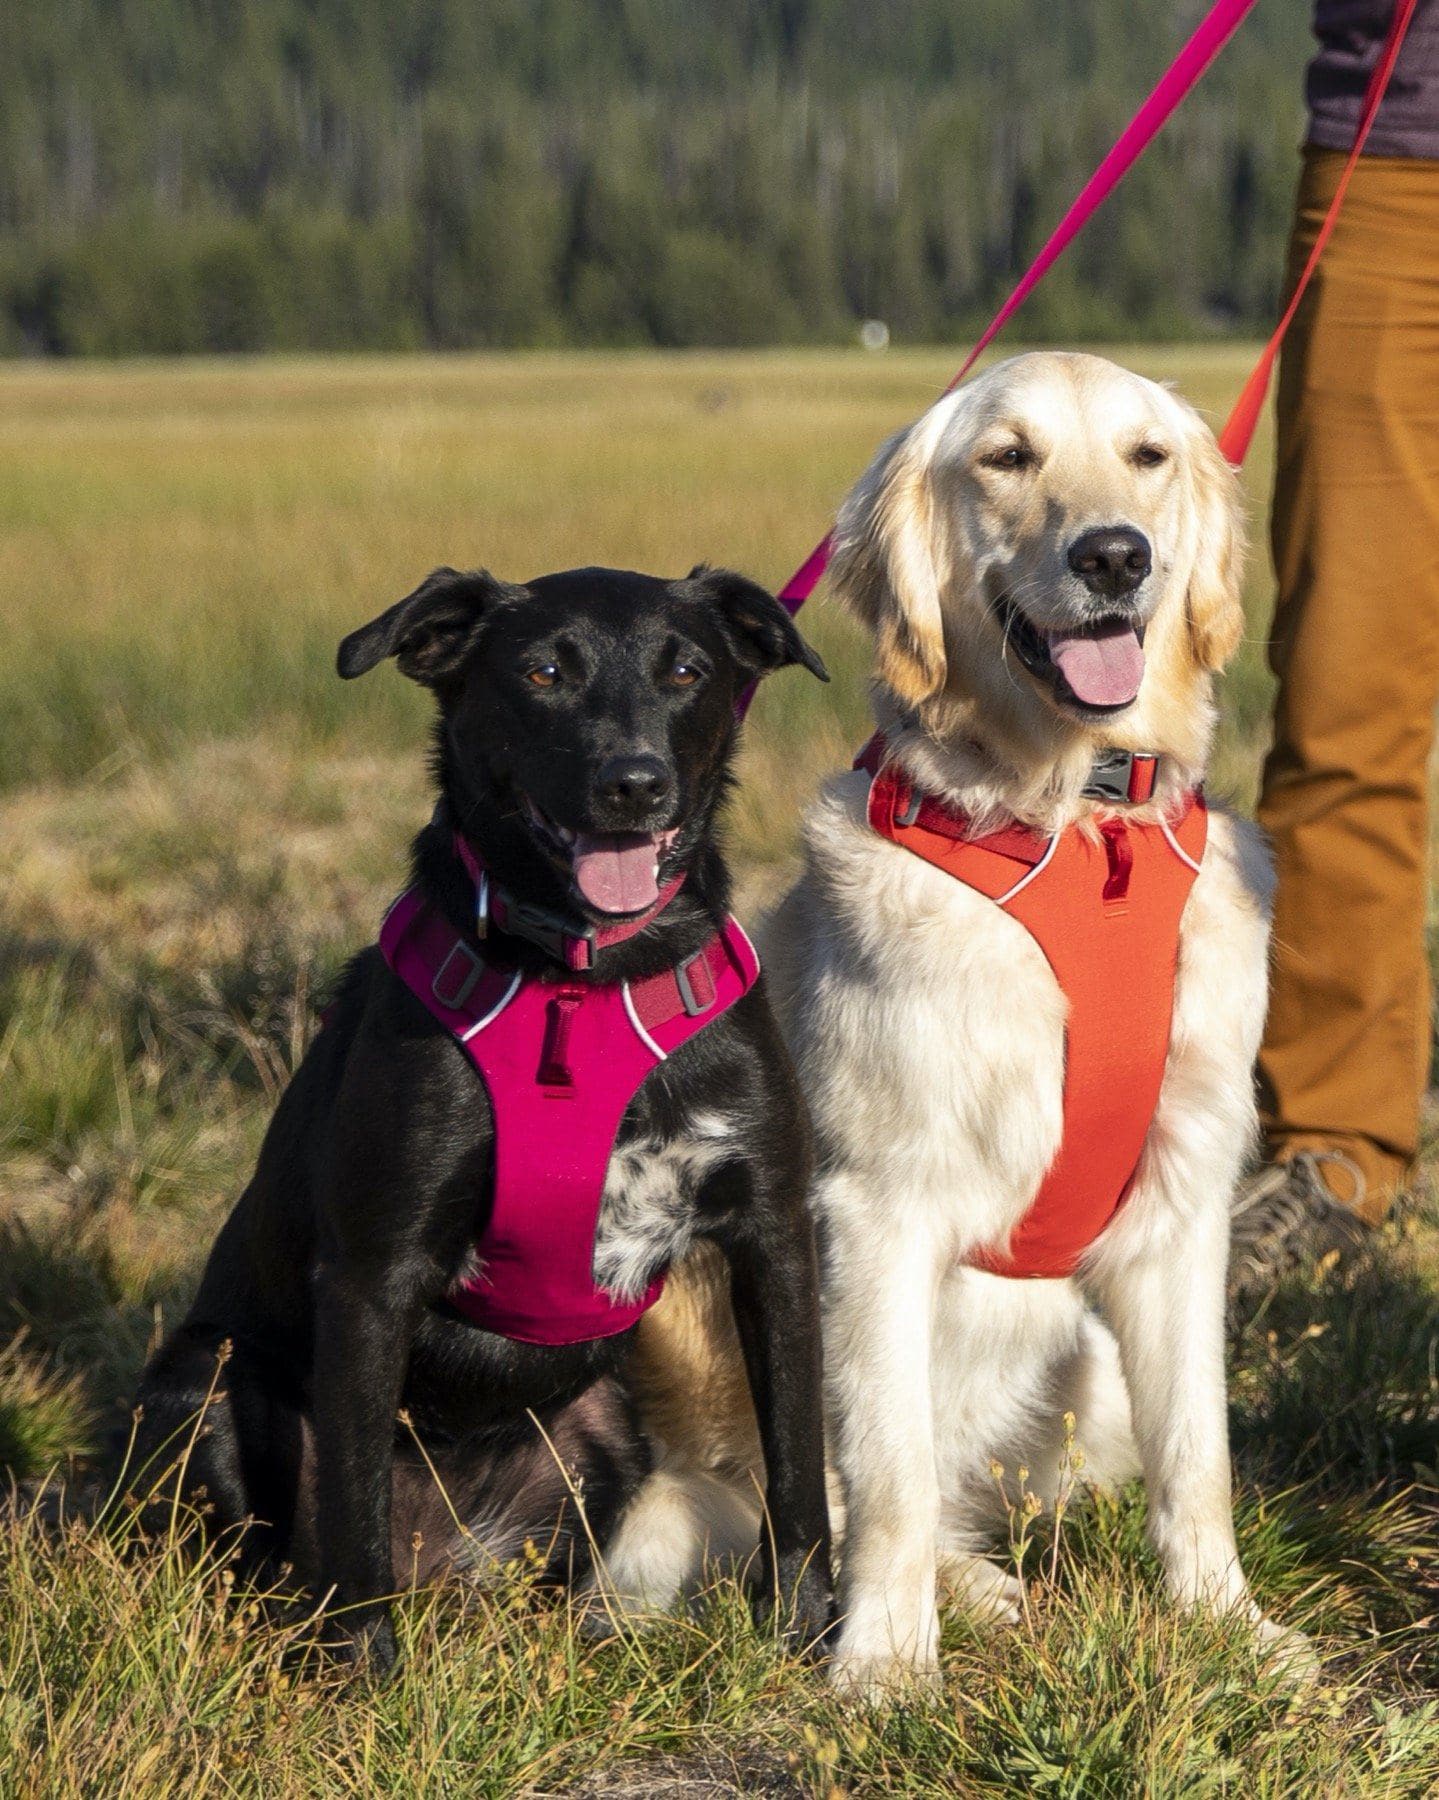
xmin=1309 ymin=0 xmax=1439 ymax=158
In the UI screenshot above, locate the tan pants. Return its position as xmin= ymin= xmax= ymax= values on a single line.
xmin=1258 ymin=147 xmax=1439 ymax=1223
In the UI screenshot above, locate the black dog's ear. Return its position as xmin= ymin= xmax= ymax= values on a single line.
xmin=337 ymin=568 xmax=520 ymax=685
xmin=685 ymin=565 xmax=829 ymax=683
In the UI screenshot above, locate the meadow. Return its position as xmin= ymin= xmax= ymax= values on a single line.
xmin=1 ymin=346 xmax=1436 ymax=1796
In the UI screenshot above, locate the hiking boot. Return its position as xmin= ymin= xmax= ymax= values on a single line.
xmin=1228 ymin=1149 xmax=1371 ymax=1302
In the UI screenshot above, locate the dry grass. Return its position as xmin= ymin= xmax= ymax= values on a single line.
xmin=1 ymin=348 xmax=1436 ymax=1797
xmin=0 ymin=346 xmax=1276 ymax=830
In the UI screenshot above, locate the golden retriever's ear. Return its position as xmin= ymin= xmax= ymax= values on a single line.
xmin=1184 ymin=424 xmax=1247 ymax=673
xmin=831 ymin=424 xmax=948 ymax=706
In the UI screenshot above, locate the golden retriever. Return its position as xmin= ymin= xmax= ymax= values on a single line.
xmin=601 ymin=351 xmax=1311 ymax=1697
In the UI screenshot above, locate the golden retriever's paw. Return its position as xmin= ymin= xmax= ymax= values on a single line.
xmin=829 ymin=1650 xmax=943 ymax=1707
xmin=829 ymin=1630 xmax=943 ymax=1706
xmin=1253 ymin=1615 xmax=1320 ymax=1688
xmin=941 ymin=1555 xmax=1025 ymax=1627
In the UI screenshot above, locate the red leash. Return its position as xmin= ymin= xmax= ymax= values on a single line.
xmin=744 ymin=0 xmax=1417 ymax=696
xmin=1218 ymin=0 xmax=1418 ymax=462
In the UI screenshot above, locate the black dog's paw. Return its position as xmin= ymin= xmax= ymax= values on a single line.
xmin=322 ymin=1606 xmax=400 ymax=1681
xmin=750 ymin=1552 xmax=836 ymax=1657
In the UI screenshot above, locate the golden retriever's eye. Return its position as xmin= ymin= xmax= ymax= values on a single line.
xmin=526 ymin=663 xmax=561 ymax=688
xmin=1132 ymin=444 xmax=1169 ymax=469
xmin=668 ymin=661 xmax=702 ymax=688
xmin=983 ymin=444 xmax=1037 ymax=472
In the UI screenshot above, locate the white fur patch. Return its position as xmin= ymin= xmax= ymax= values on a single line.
xmin=588 ymin=1462 xmax=761 ymax=1618
xmin=592 ymin=1112 xmax=737 ymax=1302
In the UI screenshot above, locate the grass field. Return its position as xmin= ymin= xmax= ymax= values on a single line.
xmin=1 ymin=347 xmax=1436 ymax=1797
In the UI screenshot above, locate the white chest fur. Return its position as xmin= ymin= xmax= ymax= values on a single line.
xmin=592 ymin=1111 xmax=739 ymax=1302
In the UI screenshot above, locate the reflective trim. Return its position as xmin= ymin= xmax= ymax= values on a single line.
xmin=621 ymin=982 xmax=668 ymax=1061
xmin=1160 ymin=818 xmax=1204 ymax=877
xmin=459 ymin=971 xmax=523 ymax=1042
xmin=725 ymin=915 xmax=762 ymax=978
xmin=995 ymin=833 xmax=1059 ymax=906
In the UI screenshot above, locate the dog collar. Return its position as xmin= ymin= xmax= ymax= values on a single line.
xmin=451 ymin=831 xmax=686 ymax=973
xmin=857 ymin=736 xmax=1161 ymax=808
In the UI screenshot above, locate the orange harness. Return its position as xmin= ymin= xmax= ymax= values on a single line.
xmin=862 ymin=743 xmax=1207 ymax=1278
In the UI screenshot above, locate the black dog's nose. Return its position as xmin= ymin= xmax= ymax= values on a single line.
xmin=1067 ymin=527 xmax=1152 ymax=598
xmin=594 ymin=755 xmax=672 ymax=810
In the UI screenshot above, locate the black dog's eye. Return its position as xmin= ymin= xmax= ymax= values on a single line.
xmin=983 ymin=444 xmax=1036 ymax=472
xmin=1132 ymin=444 xmax=1169 ymax=468
xmin=668 ymin=661 xmax=702 ymax=688
xmin=526 ymin=663 xmax=561 ymax=688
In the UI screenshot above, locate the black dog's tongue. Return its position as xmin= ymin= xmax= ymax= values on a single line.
xmin=571 ymin=831 xmax=666 ymax=914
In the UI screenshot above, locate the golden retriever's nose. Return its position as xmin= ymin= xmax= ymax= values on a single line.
xmin=1067 ymin=527 xmax=1152 ymax=600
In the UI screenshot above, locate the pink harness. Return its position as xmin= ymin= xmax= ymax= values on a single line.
xmin=378 ymin=852 xmax=759 ymax=1346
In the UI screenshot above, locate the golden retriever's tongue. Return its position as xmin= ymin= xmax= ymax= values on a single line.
xmin=572 ymin=832 xmax=663 ymax=914
xmin=1047 ymin=622 xmax=1145 ymax=707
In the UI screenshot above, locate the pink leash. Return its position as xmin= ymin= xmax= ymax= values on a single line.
xmin=742 ymin=0 xmax=1417 ymax=705
xmin=767 ymin=0 xmax=1260 ymax=640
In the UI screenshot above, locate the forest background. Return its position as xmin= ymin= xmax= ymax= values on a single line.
xmin=0 ymin=0 xmax=1314 ymax=358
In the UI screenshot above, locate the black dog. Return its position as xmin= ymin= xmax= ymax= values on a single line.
xmin=131 ymin=563 xmax=833 ymax=1670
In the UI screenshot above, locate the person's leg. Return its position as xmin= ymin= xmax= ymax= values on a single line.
xmin=1254 ymin=149 xmax=1439 ymax=1232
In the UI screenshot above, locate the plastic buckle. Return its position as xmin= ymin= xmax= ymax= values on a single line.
xmin=432 ymin=940 xmax=485 ymax=1011
xmin=506 ymin=897 xmax=594 ymax=969
xmin=674 ymin=952 xmax=714 ymax=1017
xmin=1082 ymin=750 xmax=1140 ymax=804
